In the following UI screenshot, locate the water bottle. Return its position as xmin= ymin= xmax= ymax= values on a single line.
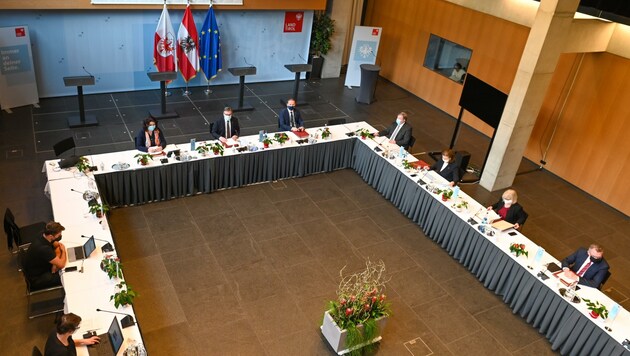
xmin=452 ymin=186 xmax=460 ymax=199
xmin=399 ymin=146 xmax=405 ymax=158
xmin=259 ymin=130 xmax=264 ymax=142
xmin=190 ymin=138 xmax=196 ymax=151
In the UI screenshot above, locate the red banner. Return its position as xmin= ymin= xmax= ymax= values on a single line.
xmin=284 ymin=12 xmax=304 ymax=33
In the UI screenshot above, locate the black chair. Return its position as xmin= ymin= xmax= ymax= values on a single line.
xmin=454 ymin=151 xmax=471 ymax=183
xmin=408 ymin=136 xmax=417 ymax=150
xmin=327 ymin=118 xmax=347 ymax=125
xmin=53 ymin=137 xmax=79 ymax=168
xmin=4 ymin=208 xmax=45 ymax=252
xmin=17 ymin=246 xmax=65 ymax=319
xmin=32 ymin=346 xmax=43 ymax=356
xmin=600 ymin=270 xmax=612 ymax=290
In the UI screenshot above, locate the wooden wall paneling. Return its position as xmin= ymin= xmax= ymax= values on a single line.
xmin=0 ymin=0 xmax=326 ymax=10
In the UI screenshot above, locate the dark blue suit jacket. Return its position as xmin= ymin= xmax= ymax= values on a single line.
xmin=135 ymin=129 xmax=166 ymax=152
xmin=278 ymin=108 xmax=304 ymax=131
xmin=561 ymin=248 xmax=610 ymax=289
xmin=378 ymin=122 xmax=412 ymax=149
xmin=211 ymin=117 xmax=240 ymax=140
xmin=429 ymin=159 xmax=460 ymax=183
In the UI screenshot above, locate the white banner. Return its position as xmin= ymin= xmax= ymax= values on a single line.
xmin=91 ymin=0 xmax=242 ymax=4
xmin=0 ymin=26 xmax=39 ymax=111
xmin=344 ymin=26 xmax=382 ymax=88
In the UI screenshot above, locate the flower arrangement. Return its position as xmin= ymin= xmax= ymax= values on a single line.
xmin=196 ymin=144 xmax=210 ymax=155
xmin=134 ymin=153 xmax=153 ymax=165
xmin=436 ymin=188 xmax=453 ymax=201
xmin=100 ymin=255 xmax=123 ymax=279
xmin=262 ymin=137 xmax=273 ymax=148
xmin=509 ymin=243 xmax=528 ymax=257
xmin=326 ymin=259 xmax=391 ymax=353
xmin=582 ymin=298 xmax=608 ymax=319
xmin=401 ymin=159 xmax=414 ymax=170
xmin=356 ymin=128 xmax=374 ymax=140
xmin=209 ymin=142 xmax=224 ymax=156
xmin=111 ymin=281 xmax=137 ymax=309
xmin=321 ymin=127 xmax=332 ymax=139
xmin=75 ymin=156 xmax=91 ymax=173
xmin=451 ymin=200 xmax=469 ymax=211
xmin=88 ymin=203 xmax=110 ymax=218
xmin=274 ymin=133 xmax=290 ymax=144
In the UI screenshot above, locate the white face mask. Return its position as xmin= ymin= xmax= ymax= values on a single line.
xmin=224 ymin=114 xmax=231 ymax=121
xmin=503 ymin=199 xmax=512 ymax=206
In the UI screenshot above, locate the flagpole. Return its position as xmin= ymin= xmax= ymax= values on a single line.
xmin=204 ymin=1 xmax=213 ymax=95
xmin=183 ymin=83 xmax=191 ymax=96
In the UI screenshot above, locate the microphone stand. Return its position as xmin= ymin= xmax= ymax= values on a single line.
xmin=95 ymin=309 xmax=136 ymax=328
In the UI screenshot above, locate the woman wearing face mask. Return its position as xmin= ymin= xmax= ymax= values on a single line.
xmin=44 ymin=313 xmax=100 ymax=356
xmin=428 ymin=148 xmax=460 ymax=187
xmin=135 ymin=117 xmax=167 ymax=153
xmin=486 ymin=188 xmax=528 ymax=229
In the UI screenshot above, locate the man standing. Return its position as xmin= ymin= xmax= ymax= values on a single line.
xmin=561 ymin=244 xmax=610 ymax=289
xmin=211 ymin=106 xmax=240 ymax=143
xmin=375 ymin=111 xmax=413 ymax=149
xmin=22 ymin=222 xmax=67 ymax=289
xmin=278 ymin=98 xmax=305 ymax=132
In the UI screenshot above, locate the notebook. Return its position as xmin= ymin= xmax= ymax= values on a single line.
xmin=292 ymin=130 xmax=309 ymax=138
xmin=87 ymin=317 xmax=125 ymax=356
xmin=67 ymin=236 xmax=96 ymax=262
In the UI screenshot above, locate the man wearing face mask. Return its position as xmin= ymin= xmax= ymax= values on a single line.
xmin=135 ymin=117 xmax=167 ymax=153
xmin=486 ymin=189 xmax=528 ymax=229
xmin=561 ymin=244 xmax=610 ymax=289
xmin=375 ymin=111 xmax=413 ymax=149
xmin=428 ymin=148 xmax=460 ymax=187
xmin=22 ymin=221 xmax=67 ymax=290
xmin=278 ymin=98 xmax=305 ymax=132
xmin=212 ymin=106 xmax=240 ymax=143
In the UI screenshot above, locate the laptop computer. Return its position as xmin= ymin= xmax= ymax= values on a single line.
xmin=87 ymin=317 xmax=125 ymax=356
xmin=67 ymin=236 xmax=96 ymax=262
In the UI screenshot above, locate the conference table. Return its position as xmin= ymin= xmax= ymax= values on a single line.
xmin=45 ymin=122 xmax=630 ymax=356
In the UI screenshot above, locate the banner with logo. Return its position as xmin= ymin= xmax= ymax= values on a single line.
xmin=0 ymin=26 xmax=39 ymax=111
xmin=344 ymin=26 xmax=382 ymax=88
xmin=91 ymin=0 xmax=242 ymax=4
xmin=284 ymin=12 xmax=304 ymax=33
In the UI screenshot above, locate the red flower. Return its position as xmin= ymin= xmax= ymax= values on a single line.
xmin=371 ymin=296 xmax=377 ymax=303
xmin=340 ymin=298 xmax=346 ymax=305
xmin=350 ymin=295 xmax=356 ymax=302
xmin=364 ymin=303 xmax=371 ymax=311
xmin=520 ymin=244 xmax=525 ymax=249
xmin=345 ymin=308 xmax=353 ymax=317
xmin=380 ymin=294 xmax=386 ymax=301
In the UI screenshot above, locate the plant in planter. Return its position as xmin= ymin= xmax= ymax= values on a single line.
xmin=209 ymin=142 xmax=224 ymax=156
xmin=451 ymin=200 xmax=469 ymax=212
xmin=196 ymin=144 xmax=210 ymax=156
xmin=322 ymin=259 xmax=391 ymax=355
xmin=88 ymin=203 xmax=110 ymax=218
xmin=274 ymin=133 xmax=290 ymax=145
xmin=134 ymin=153 xmax=153 ymax=166
xmin=309 ymin=12 xmax=335 ymax=79
xmin=509 ymin=243 xmax=528 ymax=257
xmin=262 ymin=137 xmax=273 ymax=148
xmin=436 ymin=188 xmax=453 ymax=201
xmin=401 ymin=159 xmax=414 ymax=170
xmin=100 ymin=255 xmax=123 ymax=279
xmin=321 ymin=127 xmax=332 ymax=140
xmin=356 ymin=128 xmax=374 ymax=140
xmin=111 ymin=281 xmax=137 ymax=309
xmin=75 ymin=156 xmax=91 ymax=173
xmin=582 ymin=298 xmax=608 ymax=319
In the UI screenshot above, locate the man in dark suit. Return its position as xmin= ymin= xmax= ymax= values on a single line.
xmin=375 ymin=111 xmax=412 ymax=149
xmin=429 ymin=148 xmax=460 ymax=186
xmin=278 ymin=98 xmax=304 ymax=132
xmin=561 ymin=244 xmax=610 ymax=289
xmin=211 ymin=106 xmax=240 ymax=143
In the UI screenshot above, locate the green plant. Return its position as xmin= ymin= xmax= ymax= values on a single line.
xmin=100 ymin=255 xmax=123 ymax=279
xmin=196 ymin=144 xmax=210 ymax=155
xmin=452 ymin=200 xmax=469 ymax=209
xmin=321 ymin=127 xmax=331 ymax=139
xmin=75 ymin=156 xmax=91 ymax=173
xmin=509 ymin=243 xmax=528 ymax=257
xmin=88 ymin=203 xmax=110 ymax=217
xmin=356 ymin=128 xmax=374 ymax=139
xmin=274 ymin=133 xmax=290 ymax=144
xmin=262 ymin=137 xmax=273 ymax=146
xmin=437 ymin=188 xmax=453 ymax=200
xmin=326 ymin=259 xmax=391 ymax=354
xmin=310 ymin=12 xmax=335 ymax=57
xmin=582 ymin=298 xmax=608 ymax=319
xmin=209 ymin=142 xmax=224 ymax=156
xmin=111 ymin=281 xmax=137 ymax=308
xmin=134 ymin=153 xmax=153 ymax=165
xmin=401 ymin=159 xmax=413 ymax=170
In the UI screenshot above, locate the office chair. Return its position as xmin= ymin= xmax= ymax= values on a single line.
xmin=4 ymin=208 xmax=45 ymax=252
xmin=408 ymin=136 xmax=417 ymax=150
xmin=17 ymin=246 xmax=65 ymax=319
xmin=32 ymin=346 xmax=43 ymax=356
xmin=53 ymin=137 xmax=79 ymax=168
xmin=327 ymin=118 xmax=347 ymax=125
xmin=600 ymin=270 xmax=612 ymax=290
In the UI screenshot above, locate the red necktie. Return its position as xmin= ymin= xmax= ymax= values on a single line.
xmin=577 ymin=261 xmax=592 ymax=277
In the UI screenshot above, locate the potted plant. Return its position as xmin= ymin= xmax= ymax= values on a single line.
xmin=262 ymin=137 xmax=273 ymax=149
xmin=451 ymin=200 xmax=469 ymax=212
xmin=88 ymin=203 xmax=110 ymax=218
xmin=436 ymin=188 xmax=453 ymax=201
xmin=356 ymin=128 xmax=374 ymax=140
xmin=196 ymin=144 xmax=210 ymax=156
xmin=308 ymin=12 xmax=335 ymax=79
xmin=111 ymin=281 xmax=137 ymax=309
xmin=322 ymin=259 xmax=391 ymax=355
xmin=209 ymin=142 xmax=224 ymax=156
xmin=100 ymin=255 xmax=122 ymax=279
xmin=134 ymin=153 xmax=153 ymax=166
xmin=401 ymin=159 xmax=414 ymax=171
xmin=321 ymin=127 xmax=332 ymax=140
xmin=274 ymin=133 xmax=290 ymax=145
xmin=582 ymin=298 xmax=608 ymax=319
xmin=509 ymin=243 xmax=528 ymax=258
xmin=75 ymin=156 xmax=91 ymax=173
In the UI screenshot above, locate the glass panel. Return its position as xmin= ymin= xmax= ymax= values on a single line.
xmin=423 ymin=34 xmax=472 ymax=84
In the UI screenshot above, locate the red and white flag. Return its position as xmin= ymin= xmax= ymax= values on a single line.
xmin=177 ymin=5 xmax=199 ymax=82
xmin=153 ymin=4 xmax=176 ymax=73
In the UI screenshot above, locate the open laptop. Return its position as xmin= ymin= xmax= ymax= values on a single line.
xmin=67 ymin=236 xmax=96 ymax=262
xmin=87 ymin=317 xmax=125 ymax=356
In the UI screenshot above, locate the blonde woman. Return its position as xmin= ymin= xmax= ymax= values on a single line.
xmin=487 ymin=189 xmax=528 ymax=229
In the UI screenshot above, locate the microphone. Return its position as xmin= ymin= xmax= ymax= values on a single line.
xmin=82 ymin=66 xmax=94 ymax=77
xmin=81 ymin=234 xmax=114 ymax=253
xmin=243 ymin=57 xmax=254 ymax=67
xmin=467 ymin=207 xmax=483 ymax=225
xmin=95 ymin=309 xmax=135 ymax=328
xmin=417 ymin=167 xmax=430 ymax=186
xmin=80 ymin=259 xmax=85 ymax=273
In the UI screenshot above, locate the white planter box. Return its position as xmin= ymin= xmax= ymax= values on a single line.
xmin=320 ymin=311 xmax=388 ymax=355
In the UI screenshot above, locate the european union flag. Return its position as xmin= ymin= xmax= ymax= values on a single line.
xmin=199 ymin=5 xmax=222 ymax=80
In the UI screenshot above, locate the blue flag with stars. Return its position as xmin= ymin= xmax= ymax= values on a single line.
xmin=199 ymin=4 xmax=222 ymax=80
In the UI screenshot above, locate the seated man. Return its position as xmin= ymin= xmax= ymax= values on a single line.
xmin=374 ymin=111 xmax=412 ymax=149
xmin=561 ymin=244 xmax=610 ymax=289
xmin=449 ymin=63 xmax=466 ymax=83
xmin=211 ymin=106 xmax=240 ymax=144
xmin=22 ymin=222 xmax=67 ymax=290
xmin=278 ymin=98 xmax=305 ymax=132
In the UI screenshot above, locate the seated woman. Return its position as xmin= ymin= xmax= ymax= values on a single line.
xmin=135 ymin=117 xmax=166 ymax=153
xmin=486 ymin=188 xmax=528 ymax=229
xmin=44 ymin=313 xmax=99 ymax=356
xmin=428 ymin=148 xmax=459 ymax=187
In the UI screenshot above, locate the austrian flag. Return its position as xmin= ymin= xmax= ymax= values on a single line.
xmin=177 ymin=4 xmax=199 ymax=82
xmin=153 ymin=4 xmax=176 ymax=73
